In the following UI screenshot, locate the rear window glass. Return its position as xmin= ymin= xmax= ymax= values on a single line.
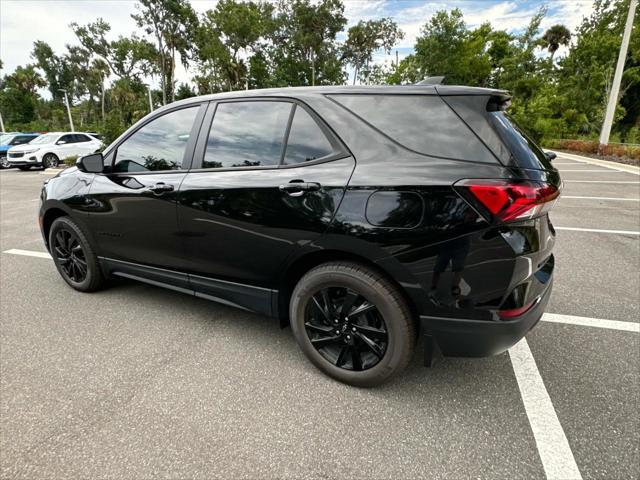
xmin=330 ymin=94 xmax=495 ymax=163
xmin=488 ymin=112 xmax=554 ymax=171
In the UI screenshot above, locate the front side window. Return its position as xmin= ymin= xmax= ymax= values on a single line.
xmin=283 ymin=107 xmax=334 ymax=164
xmin=203 ymin=101 xmax=292 ymax=169
xmin=114 ymin=106 xmax=199 ymax=173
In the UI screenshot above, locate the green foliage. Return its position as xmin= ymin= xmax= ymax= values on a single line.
xmin=63 ymin=155 xmax=79 ymax=167
xmin=342 ymin=18 xmax=404 ymax=84
xmin=1 ymin=0 xmax=637 ymax=150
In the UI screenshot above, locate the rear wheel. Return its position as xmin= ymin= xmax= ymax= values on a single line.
xmin=49 ymin=217 xmax=104 ymax=292
xmin=290 ymin=262 xmax=415 ymax=387
xmin=43 ymin=153 xmax=59 ymax=169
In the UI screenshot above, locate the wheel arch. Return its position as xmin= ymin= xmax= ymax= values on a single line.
xmin=276 ymin=249 xmax=420 ymax=331
xmin=42 ymin=207 xmax=68 ymax=250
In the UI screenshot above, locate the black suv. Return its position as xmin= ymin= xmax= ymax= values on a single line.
xmin=40 ymin=86 xmax=560 ymax=386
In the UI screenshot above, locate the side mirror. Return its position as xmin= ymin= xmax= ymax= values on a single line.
xmin=56 ymin=140 xmax=66 ymax=145
xmin=544 ymin=151 xmax=557 ymax=162
xmin=76 ymin=153 xmax=104 ymax=173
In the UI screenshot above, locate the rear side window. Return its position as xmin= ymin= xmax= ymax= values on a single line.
xmin=203 ymin=101 xmax=292 ymax=168
xmin=74 ymin=134 xmax=91 ymax=143
xmin=283 ymin=106 xmax=334 ymax=164
xmin=59 ymin=134 xmax=75 ymax=144
xmin=330 ymin=94 xmax=495 ymax=163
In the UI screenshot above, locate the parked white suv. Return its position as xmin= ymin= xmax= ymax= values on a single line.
xmin=7 ymin=132 xmax=103 ymax=170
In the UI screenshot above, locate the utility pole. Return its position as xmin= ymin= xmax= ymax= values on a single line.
xmin=599 ymin=0 xmax=637 ymax=150
xmin=147 ymin=86 xmax=153 ymax=113
xmin=0 ymin=112 xmax=5 ymax=133
xmin=58 ymin=89 xmax=75 ymax=132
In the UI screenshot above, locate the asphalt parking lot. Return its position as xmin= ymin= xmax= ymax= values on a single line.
xmin=1 ymin=154 xmax=638 ymax=479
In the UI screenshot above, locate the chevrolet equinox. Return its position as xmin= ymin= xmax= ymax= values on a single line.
xmin=40 ymin=85 xmax=560 ymax=386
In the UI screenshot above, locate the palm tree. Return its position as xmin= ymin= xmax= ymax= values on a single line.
xmin=541 ymin=24 xmax=571 ymax=62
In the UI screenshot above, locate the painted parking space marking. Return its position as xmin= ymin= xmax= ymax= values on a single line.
xmin=3 ymin=248 xmax=51 ymax=259
xmin=509 ymin=339 xmax=582 ymax=480
xmin=560 ymin=196 xmax=639 ymax=202
xmin=555 ymin=226 xmax=640 ymax=235
xmin=551 ymin=151 xmax=640 ymax=175
xmin=564 ymin=180 xmax=640 ymax=184
xmin=542 ymin=313 xmax=639 ymax=333
xmin=556 ymin=170 xmax=631 ymax=172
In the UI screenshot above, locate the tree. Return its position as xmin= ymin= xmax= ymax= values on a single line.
xmin=195 ymin=0 xmax=274 ymax=91
xmin=413 ymin=9 xmax=493 ymax=86
xmin=541 ymin=24 xmax=571 ymax=62
xmin=132 ymin=0 xmax=198 ymax=104
xmin=267 ymin=0 xmax=347 ymax=87
xmin=343 ymin=18 xmax=404 ymax=84
xmin=0 ymin=65 xmax=45 ymax=124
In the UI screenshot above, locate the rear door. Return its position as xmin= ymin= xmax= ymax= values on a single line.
xmin=177 ymin=99 xmax=355 ymax=312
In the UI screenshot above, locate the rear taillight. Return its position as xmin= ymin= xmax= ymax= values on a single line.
xmin=454 ymin=179 xmax=560 ymax=222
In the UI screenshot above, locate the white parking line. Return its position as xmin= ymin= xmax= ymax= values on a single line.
xmin=556 ymin=170 xmax=628 ymax=172
xmin=564 ymin=180 xmax=640 ymax=184
xmin=3 ymin=249 xmax=51 ymax=259
xmin=555 ymin=226 xmax=640 ymax=235
xmin=542 ymin=313 xmax=639 ymax=333
xmin=561 ymin=196 xmax=639 ymax=202
xmin=510 ymin=339 xmax=582 ymax=480
xmin=551 ymin=151 xmax=640 ymax=175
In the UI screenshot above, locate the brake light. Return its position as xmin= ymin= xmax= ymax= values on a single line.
xmin=455 ymin=179 xmax=560 ymax=222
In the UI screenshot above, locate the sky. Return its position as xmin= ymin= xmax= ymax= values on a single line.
xmin=0 ymin=0 xmax=596 ymax=94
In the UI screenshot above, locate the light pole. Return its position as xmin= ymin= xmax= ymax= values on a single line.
xmin=147 ymin=86 xmax=153 ymax=113
xmin=599 ymin=0 xmax=637 ymax=149
xmin=58 ymin=89 xmax=75 ymax=132
xmin=0 ymin=112 xmax=5 ymax=133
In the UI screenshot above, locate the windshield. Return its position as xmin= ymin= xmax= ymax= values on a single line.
xmin=0 ymin=134 xmax=16 ymax=145
xmin=30 ymin=134 xmax=59 ymax=145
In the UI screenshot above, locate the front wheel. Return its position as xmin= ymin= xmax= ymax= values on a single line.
xmin=43 ymin=153 xmax=59 ymax=169
xmin=290 ymin=262 xmax=416 ymax=387
xmin=49 ymin=216 xmax=104 ymax=292
xmin=0 ymin=156 xmax=9 ymax=169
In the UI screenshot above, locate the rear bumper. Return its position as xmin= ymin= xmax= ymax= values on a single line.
xmin=421 ymin=278 xmax=552 ymax=357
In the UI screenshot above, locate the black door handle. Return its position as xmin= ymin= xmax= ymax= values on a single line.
xmin=279 ymin=181 xmax=321 ymax=196
xmin=148 ymin=182 xmax=174 ymax=194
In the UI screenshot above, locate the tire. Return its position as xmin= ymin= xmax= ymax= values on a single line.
xmin=49 ymin=216 xmax=104 ymax=292
xmin=43 ymin=153 xmax=59 ymax=169
xmin=290 ymin=261 xmax=416 ymax=387
xmin=18 ymin=166 xmax=31 ymax=171
xmin=0 ymin=156 xmax=9 ymax=169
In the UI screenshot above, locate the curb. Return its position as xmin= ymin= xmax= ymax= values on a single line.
xmin=548 ymin=150 xmax=640 ymax=175
xmin=40 ymin=168 xmax=64 ymax=175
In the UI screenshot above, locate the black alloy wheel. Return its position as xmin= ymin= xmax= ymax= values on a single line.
xmin=304 ymin=286 xmax=388 ymax=371
xmin=43 ymin=153 xmax=59 ymax=168
xmin=49 ymin=216 xmax=104 ymax=292
xmin=290 ymin=262 xmax=415 ymax=387
xmin=53 ymin=228 xmax=88 ymax=283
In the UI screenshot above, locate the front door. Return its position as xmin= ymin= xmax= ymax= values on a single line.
xmin=86 ymin=105 xmax=204 ymax=283
xmin=177 ymin=100 xmax=354 ymax=311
